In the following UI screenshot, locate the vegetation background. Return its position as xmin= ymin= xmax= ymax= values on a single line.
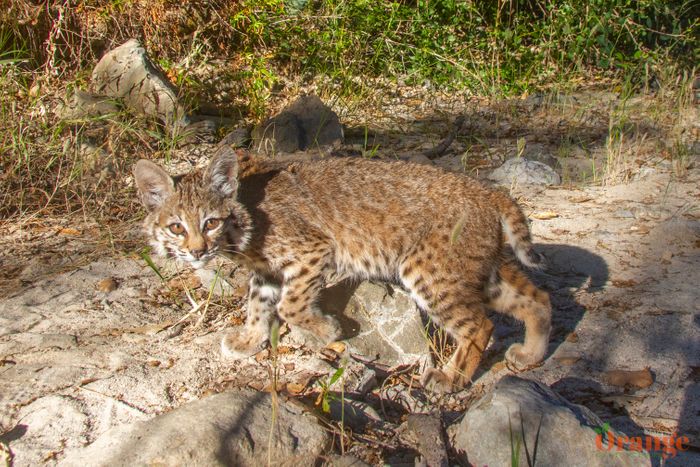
xmin=0 ymin=0 xmax=697 ymax=219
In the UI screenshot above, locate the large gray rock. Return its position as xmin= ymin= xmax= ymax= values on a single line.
xmin=323 ymin=282 xmax=430 ymax=367
xmin=252 ymin=95 xmax=343 ymax=154
xmin=61 ymin=390 xmax=327 ymax=466
xmin=452 ymin=376 xmax=650 ymax=467
xmin=90 ymin=39 xmax=188 ymax=131
xmin=489 ymin=158 xmax=561 ymax=186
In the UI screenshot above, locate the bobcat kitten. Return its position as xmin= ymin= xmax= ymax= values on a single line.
xmin=134 ymin=147 xmax=551 ymax=392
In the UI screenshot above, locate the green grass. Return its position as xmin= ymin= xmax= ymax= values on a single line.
xmin=226 ymin=0 xmax=699 ymax=99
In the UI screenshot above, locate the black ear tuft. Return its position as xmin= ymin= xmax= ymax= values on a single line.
xmin=133 ymin=160 xmax=175 ymax=210
xmin=206 ymin=146 xmax=240 ymax=198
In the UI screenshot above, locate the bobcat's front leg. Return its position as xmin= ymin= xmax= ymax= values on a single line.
xmin=221 ymin=272 xmax=279 ymax=359
xmin=276 ymin=259 xmax=341 ymax=345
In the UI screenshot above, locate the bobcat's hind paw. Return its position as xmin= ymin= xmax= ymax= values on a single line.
xmin=221 ymin=329 xmax=267 ymax=360
xmin=505 ymin=343 xmax=543 ymax=371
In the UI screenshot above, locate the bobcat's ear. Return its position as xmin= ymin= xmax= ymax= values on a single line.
xmin=206 ymin=146 xmax=239 ymax=198
xmin=133 ymin=160 xmax=175 ymax=210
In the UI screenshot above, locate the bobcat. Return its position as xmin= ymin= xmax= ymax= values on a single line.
xmin=134 ymin=146 xmax=551 ymax=392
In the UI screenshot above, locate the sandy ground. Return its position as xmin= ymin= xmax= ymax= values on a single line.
xmin=0 ymin=94 xmax=698 ymax=464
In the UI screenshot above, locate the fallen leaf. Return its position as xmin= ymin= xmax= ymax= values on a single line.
xmin=530 ymin=211 xmax=560 ymax=220
xmin=630 ymin=225 xmax=651 ymax=234
xmin=325 ymin=341 xmax=347 ymax=354
xmin=570 ymin=195 xmax=594 ymax=203
xmin=286 ymin=382 xmax=307 ymax=395
xmin=167 ymin=274 xmax=201 ymax=291
xmin=612 ymin=279 xmax=638 ymax=288
xmin=58 ymin=227 xmax=81 ymax=236
xmin=127 ymin=320 xmax=175 ymax=335
xmin=603 ymin=368 xmax=654 ymax=389
xmin=96 ymin=277 xmax=118 ymax=292
xmin=550 ymin=228 xmax=570 ymax=235
xmin=565 ymin=332 xmax=579 ymax=343
xmin=554 ymin=356 xmax=581 ymax=366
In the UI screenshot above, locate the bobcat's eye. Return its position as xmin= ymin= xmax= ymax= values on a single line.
xmin=168 ymin=223 xmax=186 ymax=235
xmin=203 ymin=218 xmax=221 ymax=232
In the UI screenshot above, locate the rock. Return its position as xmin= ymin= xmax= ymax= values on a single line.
xmin=219 ymin=126 xmax=252 ymax=149
xmin=406 ymin=414 xmax=449 ymax=467
xmin=90 ymin=39 xmax=188 ymax=132
xmin=327 ymin=398 xmax=381 ymax=431
xmin=57 ymin=90 xmax=119 ymax=120
xmin=403 ymin=154 xmax=434 ymax=165
xmin=521 ymin=143 xmax=561 ymax=170
xmin=452 ymin=375 xmax=650 ymax=466
xmin=9 ymin=395 xmax=89 ymax=466
xmin=489 ymin=158 xmax=561 ymax=186
xmin=180 ymin=118 xmax=218 ymax=145
xmin=323 ymin=282 xmax=430 ymax=367
xmin=325 ymin=455 xmax=371 ymax=467
xmin=61 ymin=390 xmax=327 ymax=466
xmin=252 ymin=111 xmax=302 ymax=153
xmin=252 ymin=95 xmax=343 ymax=154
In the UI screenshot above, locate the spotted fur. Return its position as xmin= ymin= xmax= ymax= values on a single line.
xmin=133 ymin=147 xmax=551 ymax=392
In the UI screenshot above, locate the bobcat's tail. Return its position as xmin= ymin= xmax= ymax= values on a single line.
xmin=492 ymin=191 xmax=543 ymax=269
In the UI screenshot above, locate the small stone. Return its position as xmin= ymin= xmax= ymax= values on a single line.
xmin=488 ymin=158 xmax=561 ymax=186
xmin=96 ymin=278 xmax=118 ymax=293
xmin=251 ymin=95 xmax=343 ymax=154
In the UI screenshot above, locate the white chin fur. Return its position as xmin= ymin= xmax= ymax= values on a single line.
xmin=189 ymin=259 xmax=209 ymax=269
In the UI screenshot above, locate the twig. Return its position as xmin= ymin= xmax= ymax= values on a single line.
xmin=423 ymin=115 xmax=466 ymax=159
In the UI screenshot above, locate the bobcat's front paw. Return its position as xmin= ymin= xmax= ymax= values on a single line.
xmin=505 ymin=343 xmax=542 ymax=371
xmin=420 ymin=368 xmax=454 ymax=394
xmin=221 ymin=329 xmax=267 ymax=360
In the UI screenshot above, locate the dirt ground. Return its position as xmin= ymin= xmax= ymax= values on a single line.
xmin=0 ymin=90 xmax=698 ymax=465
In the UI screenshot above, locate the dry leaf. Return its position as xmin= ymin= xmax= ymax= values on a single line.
xmin=58 ymin=227 xmax=81 ymax=236
xmin=96 ymin=277 xmax=118 ymax=292
xmin=325 ymin=341 xmax=347 ymax=354
xmin=565 ymin=332 xmax=579 ymax=343
xmin=127 ymin=320 xmax=175 ymax=335
xmin=167 ymin=274 xmax=201 ymax=290
xmin=570 ymin=195 xmax=594 ymax=203
xmin=603 ymin=368 xmax=654 ymax=389
xmin=630 ymin=225 xmax=651 ymax=234
xmin=286 ymin=382 xmax=306 ymax=395
xmin=530 ymin=211 xmax=560 ymax=220
xmin=554 ymin=356 xmax=581 ymax=366
xmin=612 ymin=279 xmax=638 ymax=288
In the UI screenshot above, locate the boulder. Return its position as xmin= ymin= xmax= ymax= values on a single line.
xmin=252 ymin=95 xmax=343 ymax=154
xmin=452 ymin=375 xmax=650 ymax=467
xmin=489 ymin=158 xmax=561 ymax=186
xmin=322 ymin=281 xmax=431 ymax=368
xmin=90 ymin=39 xmax=188 ymax=131
xmin=61 ymin=390 xmax=327 ymax=466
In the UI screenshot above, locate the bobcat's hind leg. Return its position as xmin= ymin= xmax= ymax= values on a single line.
xmin=487 ymin=262 xmax=551 ymax=369
xmin=221 ymin=273 xmax=278 ymax=359
xmin=421 ymin=310 xmax=494 ymax=393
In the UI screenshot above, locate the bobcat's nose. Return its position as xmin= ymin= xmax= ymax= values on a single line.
xmin=190 ymin=247 xmax=207 ymax=259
